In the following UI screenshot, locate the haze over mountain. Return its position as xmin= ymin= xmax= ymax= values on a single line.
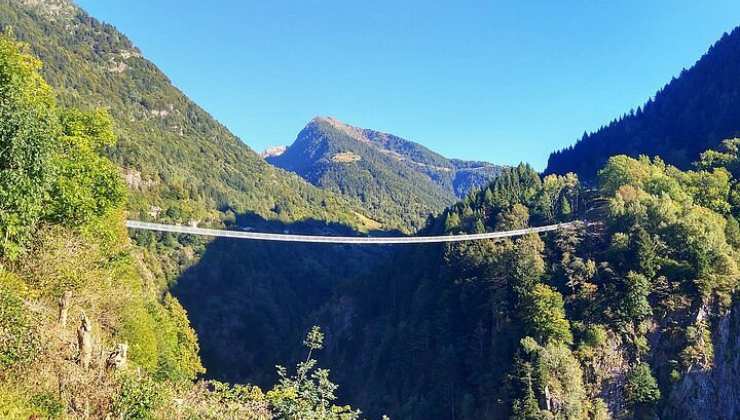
xmin=547 ymin=26 xmax=740 ymax=180
xmin=267 ymin=116 xmax=503 ymax=231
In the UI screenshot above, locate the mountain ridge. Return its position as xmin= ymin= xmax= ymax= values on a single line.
xmin=0 ymin=0 xmax=380 ymax=237
xmin=267 ymin=116 xmax=504 ymax=231
xmin=546 ymin=26 xmax=740 ymax=180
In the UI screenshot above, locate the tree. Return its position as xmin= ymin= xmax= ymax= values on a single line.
xmin=617 ymin=272 xmax=652 ymax=324
xmin=496 ymin=204 xmax=529 ymax=230
xmin=512 ymin=337 xmax=589 ymax=419
xmin=509 ymin=233 xmax=545 ymax=299
xmin=473 ymin=219 xmax=486 ymax=234
xmin=445 ymin=211 xmax=461 ymax=232
xmin=522 ymin=284 xmax=573 ymax=345
xmin=46 ymin=108 xmax=126 ymax=225
xmin=625 ymin=363 xmax=661 ymax=406
xmin=634 ymin=228 xmax=659 ymax=279
xmin=0 ymin=36 xmax=58 ymax=258
xmin=267 ymin=326 xmax=360 ymax=419
xmin=511 ymin=364 xmax=542 ymax=420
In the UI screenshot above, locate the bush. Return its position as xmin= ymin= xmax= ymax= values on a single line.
xmin=47 ymin=108 xmax=126 ymax=226
xmin=112 ymin=375 xmax=168 ymax=420
xmin=625 ymin=363 xmax=661 ymax=405
xmin=0 ymin=282 xmax=39 ymax=370
xmin=0 ymin=36 xmax=59 ymax=259
xmin=29 ymin=392 xmax=63 ymax=418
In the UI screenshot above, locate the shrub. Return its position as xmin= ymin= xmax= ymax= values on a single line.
xmin=625 ymin=363 xmax=661 ymax=405
xmin=0 ymin=282 xmax=39 ymax=370
xmin=112 ymin=375 xmax=168 ymax=420
xmin=29 ymin=392 xmax=63 ymax=418
xmin=0 ymin=36 xmax=59 ymax=259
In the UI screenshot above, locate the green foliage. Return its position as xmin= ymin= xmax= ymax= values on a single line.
xmin=624 ymin=363 xmax=661 ymax=405
xmin=512 ymin=337 xmax=590 ymax=419
xmin=120 ymin=295 xmax=205 ymax=382
xmin=267 ymin=326 xmax=361 ymax=420
xmin=112 ymin=374 xmax=168 ymax=420
xmin=120 ymin=301 xmax=159 ymax=371
xmin=0 ymin=35 xmax=58 ymax=259
xmin=600 ymin=154 xmax=739 ymax=307
xmin=0 ymin=386 xmax=35 ymax=419
xmin=680 ymin=320 xmax=714 ymax=370
xmin=444 ymin=211 xmax=461 ymax=232
xmin=29 ymin=392 xmax=63 ymax=418
xmin=303 ymin=325 xmax=324 ymax=352
xmin=725 ymin=215 xmax=740 ymax=247
xmin=616 ymin=272 xmax=652 ymax=324
xmin=152 ymin=294 xmax=206 ymax=382
xmin=496 ymin=203 xmax=530 ymax=230
xmin=0 ymin=272 xmax=38 ymax=370
xmin=509 ymin=233 xmax=546 ymax=298
xmin=170 ymin=381 xmax=270 ymax=419
xmin=522 ymin=284 xmax=573 ymax=345
xmin=47 ymin=107 xmax=126 ymax=225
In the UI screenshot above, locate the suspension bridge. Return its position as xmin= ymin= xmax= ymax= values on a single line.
xmin=125 ymin=220 xmax=580 ymax=244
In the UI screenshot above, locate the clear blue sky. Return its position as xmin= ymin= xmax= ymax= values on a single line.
xmin=77 ymin=0 xmax=740 ymax=170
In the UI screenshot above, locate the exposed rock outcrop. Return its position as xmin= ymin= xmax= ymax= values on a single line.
xmin=665 ymin=299 xmax=740 ymax=419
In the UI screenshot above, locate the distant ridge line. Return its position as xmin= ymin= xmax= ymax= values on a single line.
xmin=125 ymin=220 xmax=577 ymax=244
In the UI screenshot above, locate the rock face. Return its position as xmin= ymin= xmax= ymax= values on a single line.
xmin=260 ymin=145 xmax=287 ymax=159
xmin=19 ymin=0 xmax=75 ymax=20
xmin=666 ymin=300 xmax=740 ymax=419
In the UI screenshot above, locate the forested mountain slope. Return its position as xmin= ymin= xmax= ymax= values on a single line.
xmin=267 ymin=116 xmax=503 ymax=231
xmin=3 ymin=1 xmax=738 ymax=419
xmin=315 ymin=150 xmax=739 ymax=419
xmin=0 ymin=34 xmax=362 ymax=418
xmin=546 ymin=26 xmax=740 ymax=181
xmin=0 ymin=0 xmax=377 ymax=235
xmin=188 ymin=147 xmax=740 ymax=419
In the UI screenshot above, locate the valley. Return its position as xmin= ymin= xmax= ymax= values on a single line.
xmin=0 ymin=1 xmax=739 ymax=419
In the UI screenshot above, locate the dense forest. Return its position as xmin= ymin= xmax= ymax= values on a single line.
xmin=180 ymin=142 xmax=740 ymax=419
xmin=2 ymin=1 xmax=740 ymax=419
xmin=267 ymin=116 xmax=502 ymax=232
xmin=546 ymin=26 xmax=740 ymax=181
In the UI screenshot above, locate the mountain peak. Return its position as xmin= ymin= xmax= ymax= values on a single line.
xmin=268 ymin=117 xmax=504 ymax=230
xmin=311 ymin=115 xmax=341 ymax=125
xmin=309 ymin=116 xmax=372 ymax=144
xmin=310 ymin=115 xmax=354 ymax=131
xmin=260 ymin=145 xmax=287 ymax=159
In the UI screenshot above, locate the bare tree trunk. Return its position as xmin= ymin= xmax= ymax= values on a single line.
xmin=58 ymin=290 xmax=72 ymax=327
xmin=77 ymin=313 xmax=93 ymax=369
xmin=106 ymin=343 xmax=128 ymax=371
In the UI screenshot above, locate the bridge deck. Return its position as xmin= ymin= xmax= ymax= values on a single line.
xmin=126 ymin=220 xmax=578 ymax=244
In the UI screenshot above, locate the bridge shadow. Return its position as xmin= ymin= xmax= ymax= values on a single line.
xmin=170 ymin=211 xmax=402 ymax=387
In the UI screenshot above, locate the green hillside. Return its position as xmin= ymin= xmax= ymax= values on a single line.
xmin=0 ymin=31 xmax=362 ymax=419
xmin=2 ymin=1 xmax=738 ymax=419
xmin=0 ymin=0 xmax=377 ymax=233
xmin=193 ymin=146 xmax=740 ymax=419
xmin=546 ymin=26 xmax=740 ymax=181
xmin=268 ymin=116 xmax=503 ymax=231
